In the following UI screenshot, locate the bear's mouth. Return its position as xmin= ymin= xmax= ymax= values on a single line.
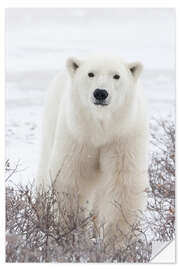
xmin=94 ymin=101 xmax=109 ymax=106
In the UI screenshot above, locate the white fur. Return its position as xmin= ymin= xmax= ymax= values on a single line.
xmin=37 ymin=55 xmax=149 ymax=241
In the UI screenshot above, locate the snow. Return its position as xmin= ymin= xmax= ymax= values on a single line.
xmin=6 ymin=8 xmax=175 ymax=185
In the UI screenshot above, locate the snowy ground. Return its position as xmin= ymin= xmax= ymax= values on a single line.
xmin=6 ymin=8 xmax=175 ymax=185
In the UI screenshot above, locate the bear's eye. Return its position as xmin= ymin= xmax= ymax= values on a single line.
xmin=113 ymin=74 xmax=120 ymax=80
xmin=88 ymin=72 xmax=95 ymax=78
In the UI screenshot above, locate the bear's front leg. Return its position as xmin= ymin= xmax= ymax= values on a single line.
xmin=48 ymin=127 xmax=99 ymax=215
xmin=94 ymin=136 xmax=149 ymax=244
xmin=48 ymin=133 xmax=81 ymax=195
xmin=46 ymin=135 xmax=85 ymax=224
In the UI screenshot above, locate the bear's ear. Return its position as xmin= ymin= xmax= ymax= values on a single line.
xmin=66 ymin=57 xmax=81 ymax=77
xmin=128 ymin=62 xmax=143 ymax=80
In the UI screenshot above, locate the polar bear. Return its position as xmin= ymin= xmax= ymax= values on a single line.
xmin=37 ymin=55 xmax=149 ymax=242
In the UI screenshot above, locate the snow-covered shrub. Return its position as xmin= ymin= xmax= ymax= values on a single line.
xmin=147 ymin=118 xmax=175 ymax=241
xmin=5 ymin=119 xmax=175 ymax=262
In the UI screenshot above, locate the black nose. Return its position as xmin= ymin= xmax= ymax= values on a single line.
xmin=93 ymin=89 xmax=108 ymax=101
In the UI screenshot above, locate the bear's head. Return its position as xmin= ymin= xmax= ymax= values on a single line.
xmin=66 ymin=55 xmax=143 ymax=114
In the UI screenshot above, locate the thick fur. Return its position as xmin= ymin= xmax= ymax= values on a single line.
xmin=37 ymin=55 xmax=149 ymax=242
